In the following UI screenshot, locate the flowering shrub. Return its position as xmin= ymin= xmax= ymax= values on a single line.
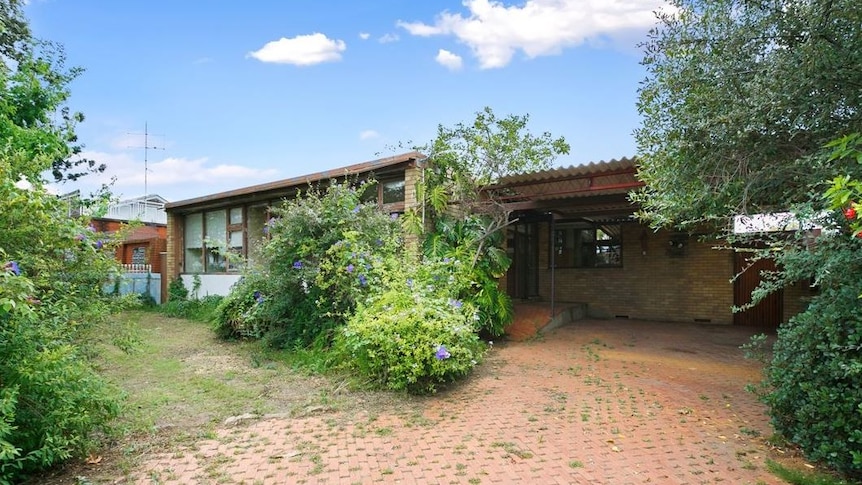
xmin=337 ymin=277 xmax=486 ymax=395
xmin=213 ymin=181 xmax=402 ymax=348
xmin=0 ymin=179 xmax=122 ymax=482
xmin=421 ymin=215 xmax=514 ymax=337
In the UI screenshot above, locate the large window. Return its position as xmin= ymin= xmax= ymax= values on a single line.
xmin=180 ymin=175 xmax=408 ymax=273
xmin=184 ymin=208 xmax=249 ymax=273
xmin=552 ymin=222 xmax=622 ymax=268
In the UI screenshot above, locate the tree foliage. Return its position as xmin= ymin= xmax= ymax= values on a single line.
xmin=635 ymin=0 xmax=862 ymax=477
xmin=0 ymin=5 xmax=121 ymax=482
xmin=405 ymin=107 xmax=570 ymax=336
xmin=0 ymin=0 xmax=105 ymax=184
xmin=635 ymin=0 xmax=862 ymax=227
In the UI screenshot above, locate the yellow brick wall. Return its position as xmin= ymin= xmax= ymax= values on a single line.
xmin=534 ymin=222 xmax=736 ymax=324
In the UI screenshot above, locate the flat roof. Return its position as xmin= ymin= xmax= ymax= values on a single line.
xmin=165 ymin=151 xmax=425 ymax=211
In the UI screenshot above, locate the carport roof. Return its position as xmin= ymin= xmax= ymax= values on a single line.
xmin=487 ymin=157 xmax=643 ymax=220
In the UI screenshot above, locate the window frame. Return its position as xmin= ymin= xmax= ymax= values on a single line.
xmin=550 ymin=221 xmax=623 ymax=269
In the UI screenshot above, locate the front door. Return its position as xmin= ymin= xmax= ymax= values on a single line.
xmin=507 ymin=223 xmax=539 ymax=299
xmin=733 ymin=252 xmax=783 ymax=329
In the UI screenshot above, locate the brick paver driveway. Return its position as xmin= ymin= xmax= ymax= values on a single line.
xmin=133 ymin=320 xmax=784 ymax=484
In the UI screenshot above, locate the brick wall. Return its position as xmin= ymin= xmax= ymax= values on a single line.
xmin=533 ymin=222 xmax=736 ymax=324
xmin=165 ymin=212 xmax=182 ymax=281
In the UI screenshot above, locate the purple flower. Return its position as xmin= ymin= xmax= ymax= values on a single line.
xmin=75 ymin=233 xmax=86 ymax=242
xmin=352 ymin=206 xmax=361 ymax=213
xmin=406 ymin=278 xmax=413 ymax=288
xmin=358 ymin=274 xmax=367 ymax=286
xmin=293 ymin=261 xmax=303 ymax=269
xmin=95 ymin=240 xmax=104 ymax=250
xmin=4 ymin=261 xmax=20 ymax=276
xmin=449 ymin=299 xmax=463 ymax=309
xmin=443 ymin=257 xmax=451 ymax=263
xmin=390 ymin=213 xmax=399 ymax=220
xmin=253 ymin=291 xmax=264 ymax=304
xmin=346 ymin=264 xmax=355 ymax=273
xmin=435 ymin=345 xmax=451 ymax=360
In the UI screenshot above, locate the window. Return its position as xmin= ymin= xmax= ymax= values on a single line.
xmin=552 ymin=222 xmax=622 ymax=268
xmin=205 ymin=210 xmax=227 ymax=272
xmin=359 ymin=176 xmax=406 ymax=213
xmin=183 ymin=208 xmax=245 ymax=273
xmin=184 ymin=213 xmax=204 ymax=273
xmin=131 ymin=246 xmax=147 ymax=265
xmin=246 ymin=205 xmax=268 ymax=266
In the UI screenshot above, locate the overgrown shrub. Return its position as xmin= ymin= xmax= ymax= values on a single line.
xmin=159 ymin=295 xmax=223 ymax=322
xmin=762 ymin=278 xmax=862 ymax=476
xmin=421 ymin=215 xmax=513 ymax=337
xmin=0 ymin=183 xmax=122 ymax=483
xmin=214 ymin=181 xmax=402 ymax=348
xmin=750 ymin=231 xmax=862 ymax=477
xmin=337 ymin=279 xmax=486 ymax=394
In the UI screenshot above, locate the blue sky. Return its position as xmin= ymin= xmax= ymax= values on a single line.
xmin=25 ymin=0 xmax=670 ymax=202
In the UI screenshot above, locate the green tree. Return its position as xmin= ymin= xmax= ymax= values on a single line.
xmin=634 ymin=0 xmax=862 ymax=227
xmin=0 ymin=4 xmax=121 ymax=482
xmin=405 ymin=107 xmax=570 ymax=336
xmin=634 ymin=0 xmax=862 ymax=477
xmin=0 ymin=0 xmax=105 ymax=184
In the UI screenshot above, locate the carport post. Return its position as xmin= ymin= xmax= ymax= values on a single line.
xmin=550 ymin=213 xmax=556 ymax=317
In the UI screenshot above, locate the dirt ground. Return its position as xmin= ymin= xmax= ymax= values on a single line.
xmin=43 ymin=317 xmax=806 ymax=485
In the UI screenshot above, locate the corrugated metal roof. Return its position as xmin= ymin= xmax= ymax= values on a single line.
xmin=489 ymin=157 xmax=641 ymax=201
xmin=490 ymin=157 xmax=642 ymax=220
xmin=165 ymin=151 xmax=425 ymax=211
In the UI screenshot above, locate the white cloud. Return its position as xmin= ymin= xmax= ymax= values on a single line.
xmin=435 ymin=49 xmax=463 ymax=70
xmin=359 ymin=130 xmax=380 ymax=140
xmin=248 ymin=33 xmax=346 ymax=66
xmin=378 ymin=33 xmax=400 ymax=44
xmin=193 ymin=56 xmax=213 ymax=65
xmin=359 ymin=32 xmax=371 ymax=40
xmin=398 ymin=0 xmax=669 ymax=68
xmin=61 ymin=150 xmax=278 ymax=196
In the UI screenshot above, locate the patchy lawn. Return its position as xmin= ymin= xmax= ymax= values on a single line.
xmin=32 ymin=311 xmax=424 ymax=484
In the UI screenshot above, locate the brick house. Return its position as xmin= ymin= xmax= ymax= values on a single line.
xmin=164 ymin=152 xmax=807 ymax=327
xmin=163 ymin=152 xmax=426 ymax=297
xmin=88 ymin=194 xmax=169 ymax=302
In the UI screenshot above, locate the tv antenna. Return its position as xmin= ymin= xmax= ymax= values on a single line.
xmin=128 ymin=122 xmax=165 ymax=197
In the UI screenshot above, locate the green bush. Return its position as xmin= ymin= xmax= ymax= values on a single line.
xmin=337 ymin=279 xmax=486 ymax=395
xmin=421 ymin=215 xmax=513 ymax=337
xmin=755 ymin=232 xmax=862 ymax=478
xmin=159 ymin=295 xmax=223 ymax=322
xmin=764 ymin=285 xmax=862 ymax=477
xmin=0 ymin=185 xmax=122 ymax=482
xmin=214 ymin=181 xmax=402 ymax=348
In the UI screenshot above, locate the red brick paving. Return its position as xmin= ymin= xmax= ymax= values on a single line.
xmin=128 ymin=319 xmax=785 ymax=484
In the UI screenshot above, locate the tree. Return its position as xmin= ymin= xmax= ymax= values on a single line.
xmin=0 ymin=0 xmax=105 ymax=184
xmin=405 ymin=107 xmax=570 ymax=336
xmin=634 ymin=0 xmax=862 ymax=227
xmin=634 ymin=0 xmax=862 ymax=477
xmin=0 ymin=4 xmax=120 ymax=482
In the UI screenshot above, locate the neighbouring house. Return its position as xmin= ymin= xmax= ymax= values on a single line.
xmin=163 ymin=152 xmax=426 ymax=297
xmin=89 ymin=195 xmax=169 ymax=303
xmin=487 ymin=157 xmax=813 ymax=329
